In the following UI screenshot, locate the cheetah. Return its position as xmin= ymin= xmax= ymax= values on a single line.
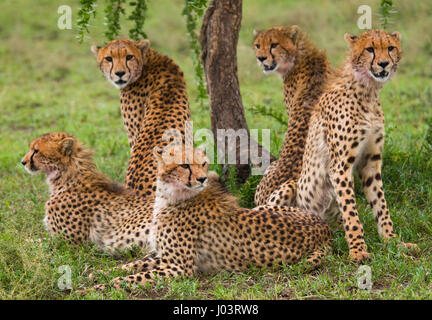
xmin=21 ymin=132 xmax=152 ymax=254
xmin=89 ymin=145 xmax=332 ymax=291
xmin=252 ymin=26 xmax=336 ymax=207
xmin=91 ymin=39 xmax=191 ymax=199
xmin=296 ymin=30 xmax=416 ymax=262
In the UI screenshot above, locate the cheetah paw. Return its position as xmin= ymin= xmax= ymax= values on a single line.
xmin=88 ymin=269 xmax=107 ymax=281
xmin=398 ymin=242 xmax=417 ymax=250
xmin=398 ymin=242 xmax=419 ymax=256
xmin=349 ymin=250 xmax=371 ymax=263
xmin=92 ymin=284 xmax=109 ymax=291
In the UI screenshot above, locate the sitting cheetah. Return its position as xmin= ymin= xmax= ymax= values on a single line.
xmin=91 ymin=39 xmax=191 ymax=199
xmin=21 ymin=132 xmax=151 ymax=254
xmin=296 ymin=30 xmax=416 ymax=262
xmin=89 ymin=145 xmax=332 ymax=291
xmin=252 ymin=26 xmax=336 ymax=206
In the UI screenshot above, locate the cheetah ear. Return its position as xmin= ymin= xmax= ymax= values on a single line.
xmin=391 ymin=31 xmax=401 ymax=41
xmin=253 ymin=29 xmax=260 ymax=38
xmin=194 ymin=146 xmax=207 ymax=158
xmin=136 ymin=39 xmax=151 ymax=54
xmin=344 ymin=33 xmax=358 ymax=46
xmin=288 ymin=25 xmax=301 ymax=43
xmin=61 ymin=138 xmax=75 ymax=156
xmin=91 ymin=45 xmax=101 ymax=55
xmin=153 ymin=146 xmax=164 ymax=163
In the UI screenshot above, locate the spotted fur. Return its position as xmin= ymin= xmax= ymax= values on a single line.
xmin=92 ymin=39 xmax=191 ymax=199
xmin=89 ymin=146 xmax=332 ymax=291
xmin=296 ymin=30 xmax=416 ymax=262
xmin=21 ymin=132 xmax=152 ymax=254
xmin=253 ymin=26 xmax=336 ymax=206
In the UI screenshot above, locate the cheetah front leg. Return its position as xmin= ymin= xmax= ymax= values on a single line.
xmin=255 ymin=161 xmax=279 ymax=206
xmin=306 ymin=244 xmax=332 ymax=269
xmin=120 ymin=252 xmax=160 ymax=273
xmin=267 ymin=179 xmax=297 ymax=206
xmin=329 ymin=155 xmax=370 ymax=263
xmin=92 ymin=263 xmax=191 ymax=292
xmin=87 ymin=254 xmax=160 ymax=282
xmin=87 ymin=235 xmax=197 ymax=293
xmin=357 ymin=147 xmax=416 ymax=249
xmin=89 ymin=255 xmax=194 ymax=292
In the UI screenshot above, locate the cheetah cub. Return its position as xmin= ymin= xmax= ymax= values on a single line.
xmin=297 ymin=30 xmax=416 ymax=262
xmin=21 ymin=132 xmax=152 ymax=254
xmin=91 ymin=39 xmax=191 ymax=200
xmin=90 ymin=146 xmax=332 ymax=291
xmin=253 ymin=25 xmax=336 ymax=207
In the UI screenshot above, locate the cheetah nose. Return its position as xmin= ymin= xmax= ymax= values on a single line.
xmin=197 ymin=177 xmax=207 ymax=184
xmin=21 ymin=160 xmax=27 ymax=165
xmin=378 ymin=61 xmax=389 ymax=68
xmin=115 ymin=71 xmax=126 ymax=77
xmin=257 ymin=56 xmax=266 ymax=62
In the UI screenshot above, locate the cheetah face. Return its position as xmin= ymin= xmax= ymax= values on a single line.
xmin=21 ymin=132 xmax=77 ymax=179
xmin=253 ymin=26 xmax=300 ymax=76
xmin=345 ymin=30 xmax=402 ymax=84
xmin=154 ymin=146 xmax=209 ymax=192
xmin=91 ymin=39 xmax=150 ymax=89
xmin=21 ymin=147 xmax=41 ymax=175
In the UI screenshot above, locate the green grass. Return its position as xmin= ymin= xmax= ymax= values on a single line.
xmin=0 ymin=0 xmax=431 ymax=299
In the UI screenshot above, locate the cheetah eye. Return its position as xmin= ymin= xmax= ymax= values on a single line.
xmin=255 ymin=44 xmax=260 ymax=49
xmin=270 ymin=43 xmax=279 ymax=49
xmin=366 ymin=47 xmax=374 ymax=53
xmin=202 ymin=161 xmax=207 ymax=167
xmin=105 ymin=56 xmax=113 ymax=62
xmin=126 ymin=55 xmax=134 ymax=61
xmin=33 ymin=149 xmax=39 ymax=154
xmin=181 ymin=164 xmax=189 ymax=169
xmin=388 ymin=46 xmax=395 ymax=52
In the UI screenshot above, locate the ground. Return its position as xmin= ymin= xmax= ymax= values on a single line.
xmin=0 ymin=0 xmax=431 ymax=299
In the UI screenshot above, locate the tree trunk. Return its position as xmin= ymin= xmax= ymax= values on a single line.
xmin=200 ymin=0 xmax=275 ymax=183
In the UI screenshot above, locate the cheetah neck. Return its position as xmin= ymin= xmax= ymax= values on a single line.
xmin=332 ymin=63 xmax=384 ymax=119
xmin=282 ymin=43 xmax=331 ymax=115
xmin=122 ymin=48 xmax=181 ymax=96
xmin=149 ymin=179 xmax=200 ymax=252
xmin=278 ymin=41 xmax=332 ymax=162
xmin=153 ymin=179 xmax=200 ymax=213
xmin=47 ymin=164 xmax=124 ymax=197
xmin=343 ymin=62 xmax=384 ymax=96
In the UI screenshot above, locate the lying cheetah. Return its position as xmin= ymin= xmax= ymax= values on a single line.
xmin=252 ymin=26 xmax=336 ymax=206
xmin=89 ymin=145 xmax=331 ymax=291
xmin=21 ymin=132 xmax=151 ymax=254
xmin=92 ymin=39 xmax=191 ymax=199
xmin=296 ymin=30 xmax=416 ymax=262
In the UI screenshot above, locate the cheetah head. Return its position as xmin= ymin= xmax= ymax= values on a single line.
xmin=345 ymin=29 xmax=402 ymax=84
xmin=91 ymin=39 xmax=151 ymax=89
xmin=21 ymin=132 xmax=85 ymax=179
xmin=153 ymin=145 xmax=209 ymax=195
xmin=252 ymin=25 xmax=301 ymax=76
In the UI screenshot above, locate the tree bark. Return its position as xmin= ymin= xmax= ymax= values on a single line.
xmin=200 ymin=0 xmax=275 ymax=183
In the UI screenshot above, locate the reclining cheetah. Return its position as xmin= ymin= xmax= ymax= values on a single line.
xmin=296 ymin=30 xmax=416 ymax=262
xmin=252 ymin=26 xmax=336 ymax=206
xmin=21 ymin=132 xmax=151 ymax=254
xmin=91 ymin=39 xmax=191 ymax=199
xmin=89 ymin=145 xmax=332 ymax=291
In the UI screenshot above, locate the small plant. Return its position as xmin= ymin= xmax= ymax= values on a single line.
xmin=182 ymin=0 xmax=208 ymax=109
xmin=128 ymin=0 xmax=148 ymax=40
xmin=250 ymin=104 xmax=287 ymax=127
xmin=77 ymin=0 xmax=97 ymax=43
xmin=378 ymin=0 xmax=398 ymax=29
xmin=104 ymin=0 xmax=126 ymax=41
xmin=77 ymin=0 xmax=207 ymax=106
xmin=78 ymin=0 xmax=149 ymax=42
